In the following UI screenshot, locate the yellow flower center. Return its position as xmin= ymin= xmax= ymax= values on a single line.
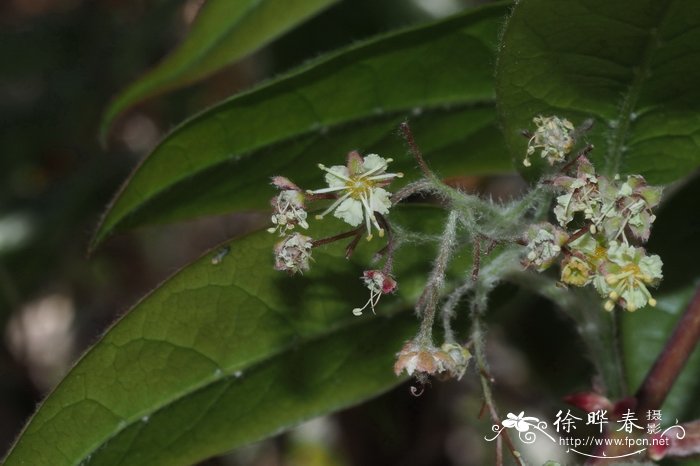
xmin=590 ymin=246 xmax=607 ymax=264
xmin=348 ymin=177 xmax=374 ymax=200
xmin=561 ymin=258 xmax=591 ymax=286
xmin=621 ymin=263 xmax=641 ymax=277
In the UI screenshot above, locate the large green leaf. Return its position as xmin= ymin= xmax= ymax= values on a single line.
xmin=3 ymin=208 xmax=445 ymax=466
xmin=101 ymin=0 xmax=338 ymax=138
xmin=92 ymin=3 xmax=510 ymax=249
xmin=496 ymin=0 xmax=700 ymax=183
xmin=109 ymin=106 xmax=509 ymax=229
xmin=81 ymin=316 xmax=415 ymax=466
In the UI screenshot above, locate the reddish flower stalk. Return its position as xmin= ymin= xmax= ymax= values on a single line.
xmin=399 ymin=121 xmax=435 ymax=180
xmin=635 ymin=285 xmax=700 ymax=415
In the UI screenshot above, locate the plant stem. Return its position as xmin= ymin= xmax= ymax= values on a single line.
xmin=635 ymin=285 xmax=700 ymax=414
xmin=441 ymin=281 xmax=473 ymax=344
xmin=400 ymin=121 xmax=439 ymax=182
xmin=472 ymin=315 xmax=523 ymax=466
xmin=390 ymin=180 xmax=435 ymax=205
xmin=559 ymin=143 xmax=594 ymax=174
xmin=416 ymin=210 xmax=459 ymax=344
xmin=311 ymin=227 xmax=362 ymax=248
xmin=472 ymin=235 xmax=482 ymax=282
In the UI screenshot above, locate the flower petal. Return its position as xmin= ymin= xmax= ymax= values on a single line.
xmin=362 ymin=153 xmax=387 ymax=174
xmin=370 ymin=187 xmax=392 ymax=214
xmin=333 ymin=198 xmax=363 ymax=226
xmin=324 ymin=165 xmax=350 ymax=188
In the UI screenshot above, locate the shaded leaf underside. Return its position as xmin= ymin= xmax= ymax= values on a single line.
xmin=93 ymin=3 xmax=510 ymax=248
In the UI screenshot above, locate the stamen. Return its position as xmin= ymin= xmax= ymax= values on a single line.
xmin=360 ymin=193 xmax=374 ymax=240
xmin=367 ymin=173 xmax=403 ymax=181
xmin=369 ymin=290 xmax=381 ymax=314
xmin=318 ymin=164 xmax=351 ymax=182
xmin=308 ymin=185 xmax=348 ymax=194
xmin=315 ymin=192 xmax=351 ymax=219
xmin=353 ymin=290 xmax=381 ymax=316
xmin=357 ymin=159 xmax=390 ymax=179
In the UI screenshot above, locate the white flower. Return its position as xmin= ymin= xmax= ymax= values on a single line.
xmin=352 ymin=270 xmax=397 ymax=316
xmin=273 ymin=233 xmax=313 ymax=274
xmin=524 ymin=115 xmax=575 ymax=167
xmin=393 ymin=340 xmax=452 ymax=377
xmin=393 ymin=340 xmax=471 ymax=380
xmin=522 ymin=223 xmax=568 ymax=271
xmin=594 ymin=242 xmax=663 ymax=312
xmin=551 ymin=156 xmax=602 ymax=227
xmin=308 ymin=151 xmax=403 ymax=240
xmin=267 ymin=177 xmax=308 ymax=236
xmin=598 ymin=175 xmax=662 ymax=243
xmin=268 ymin=190 xmax=309 ymax=236
xmin=440 ymin=342 xmax=471 ymax=380
xmin=560 ymin=256 xmax=593 ymax=287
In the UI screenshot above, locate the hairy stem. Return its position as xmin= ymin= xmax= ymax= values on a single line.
xmin=416 ymin=210 xmax=459 ymax=344
xmin=441 ymin=281 xmax=474 ymax=344
xmin=400 ymin=121 xmax=439 ymax=183
xmin=391 ymin=180 xmax=436 ymax=205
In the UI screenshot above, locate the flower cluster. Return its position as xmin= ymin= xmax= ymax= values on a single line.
xmin=267 ymin=177 xmax=309 ymax=236
xmin=550 ymin=157 xmax=662 ymax=243
xmin=270 ymin=151 xmax=403 ymax=315
xmin=394 ymin=340 xmax=471 ymax=380
xmin=273 ymin=233 xmax=313 ymax=274
xmin=268 ymin=176 xmax=312 ymax=274
xmin=522 ymin=119 xmax=664 ymax=312
xmin=522 ymin=223 xmax=569 ymax=271
xmin=523 ymin=115 xmax=576 ymax=167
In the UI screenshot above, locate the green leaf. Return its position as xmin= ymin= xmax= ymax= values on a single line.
xmin=92 ymin=3 xmax=510 ymax=249
xmin=83 ymin=316 xmax=415 ymax=466
xmin=101 ymin=0 xmax=339 ymax=139
xmin=4 ymin=207 xmax=444 ymax=466
xmin=112 ymin=106 xmax=509 ymax=229
xmin=496 ymin=0 xmax=700 ymax=183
